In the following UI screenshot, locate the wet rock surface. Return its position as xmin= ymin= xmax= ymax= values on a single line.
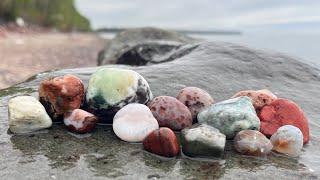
xmin=234 ymin=130 xmax=273 ymax=157
xmin=1 ymin=41 xmax=320 ymax=179
xmin=198 ymin=96 xmax=260 ymax=139
xmin=97 ymin=27 xmax=198 ymax=65
xmin=181 ymin=124 xmax=226 ymax=158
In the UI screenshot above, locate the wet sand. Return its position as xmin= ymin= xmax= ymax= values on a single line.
xmin=0 ymin=32 xmax=105 ymax=89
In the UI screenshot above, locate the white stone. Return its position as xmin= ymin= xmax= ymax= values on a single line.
xmin=8 ymin=96 xmax=52 ymax=134
xmin=270 ymin=125 xmax=303 ymax=157
xmin=113 ymin=103 xmax=159 ymax=142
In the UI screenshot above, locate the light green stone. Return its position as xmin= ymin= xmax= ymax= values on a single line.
xmin=197 ymin=96 xmax=260 ymax=139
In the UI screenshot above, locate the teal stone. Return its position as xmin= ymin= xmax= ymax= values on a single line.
xmin=197 ymin=96 xmax=260 ymax=139
xmin=181 ymin=124 xmax=226 ymax=158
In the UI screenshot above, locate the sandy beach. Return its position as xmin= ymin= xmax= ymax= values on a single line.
xmin=0 ymin=32 xmax=105 ymax=89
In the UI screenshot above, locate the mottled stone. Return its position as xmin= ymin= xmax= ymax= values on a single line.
xmin=85 ymin=68 xmax=153 ymax=123
xmin=8 ymin=96 xmax=52 ymax=134
xmin=232 ymin=89 xmax=277 ymax=110
xmin=143 ymin=127 xmax=180 ymax=157
xmin=64 ymin=109 xmax=97 ymax=134
xmin=198 ymin=96 xmax=260 ymax=139
xmin=234 ymin=130 xmax=273 ymax=156
xmin=259 ymin=98 xmax=309 ymax=144
xmin=176 ymin=87 xmax=214 ymax=122
xmin=148 ymin=96 xmax=192 ymax=131
xmin=181 ymin=124 xmax=226 ymax=158
xmin=113 ymin=103 xmax=159 ymax=142
xmin=39 ymin=74 xmax=84 ymax=121
xmin=270 ymin=125 xmax=303 ymax=157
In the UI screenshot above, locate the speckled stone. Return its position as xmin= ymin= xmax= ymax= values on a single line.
xmin=148 ymin=96 xmax=192 ymax=131
xmin=8 ymin=96 xmax=52 ymax=134
xmin=143 ymin=127 xmax=180 ymax=157
xmin=113 ymin=103 xmax=159 ymax=142
xmin=270 ymin=125 xmax=303 ymax=157
xmin=232 ymin=89 xmax=277 ymax=110
xmin=85 ymin=68 xmax=153 ymax=123
xmin=181 ymin=124 xmax=226 ymax=158
xmin=176 ymin=87 xmax=214 ymax=122
xmin=64 ymin=109 xmax=97 ymax=134
xmin=39 ymin=74 xmax=84 ymax=121
xmin=259 ymin=98 xmax=309 ymax=144
xmin=234 ymin=130 xmax=273 ymax=156
xmin=198 ymin=96 xmax=260 ymax=139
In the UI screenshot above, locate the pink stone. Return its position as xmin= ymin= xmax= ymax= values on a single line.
xmin=64 ymin=109 xmax=97 ymax=134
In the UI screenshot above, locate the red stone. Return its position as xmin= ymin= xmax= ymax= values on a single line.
xmin=143 ymin=127 xmax=180 ymax=157
xmin=259 ymin=98 xmax=310 ymax=144
xmin=39 ymin=74 xmax=84 ymax=121
xmin=64 ymin=109 xmax=97 ymax=134
xmin=148 ymin=96 xmax=192 ymax=131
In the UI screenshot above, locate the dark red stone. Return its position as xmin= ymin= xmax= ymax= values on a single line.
xmin=64 ymin=109 xmax=97 ymax=134
xmin=148 ymin=96 xmax=192 ymax=131
xmin=259 ymin=98 xmax=310 ymax=144
xmin=39 ymin=74 xmax=84 ymax=121
xmin=143 ymin=127 xmax=180 ymax=157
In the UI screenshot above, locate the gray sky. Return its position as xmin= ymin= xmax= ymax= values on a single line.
xmin=75 ymin=0 xmax=320 ymax=32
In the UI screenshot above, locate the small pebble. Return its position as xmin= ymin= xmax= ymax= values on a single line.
xmin=143 ymin=127 xmax=180 ymax=157
xmin=176 ymin=87 xmax=214 ymax=122
xmin=234 ymin=130 xmax=273 ymax=156
xmin=270 ymin=125 xmax=303 ymax=157
xmin=113 ymin=103 xmax=159 ymax=142
xmin=64 ymin=109 xmax=97 ymax=134
xmin=148 ymin=96 xmax=192 ymax=131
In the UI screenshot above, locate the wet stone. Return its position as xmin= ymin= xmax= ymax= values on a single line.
xmin=8 ymin=96 xmax=52 ymax=134
xmin=176 ymin=87 xmax=214 ymax=122
xmin=181 ymin=124 xmax=226 ymax=158
xmin=259 ymin=98 xmax=310 ymax=144
xmin=63 ymin=109 xmax=97 ymax=134
xmin=148 ymin=96 xmax=192 ymax=131
xmin=113 ymin=103 xmax=159 ymax=142
xmin=39 ymin=74 xmax=84 ymax=121
xmin=270 ymin=125 xmax=303 ymax=157
xmin=85 ymin=68 xmax=153 ymax=123
xmin=143 ymin=127 xmax=180 ymax=157
xmin=234 ymin=130 xmax=273 ymax=157
xmin=198 ymin=96 xmax=260 ymax=139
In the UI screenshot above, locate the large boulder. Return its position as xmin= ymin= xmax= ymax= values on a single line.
xmin=97 ymin=27 xmax=198 ymax=65
xmin=1 ymin=41 xmax=320 ymax=179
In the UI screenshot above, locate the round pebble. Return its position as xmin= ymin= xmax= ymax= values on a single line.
xmin=143 ymin=127 xmax=180 ymax=157
xmin=113 ymin=103 xmax=159 ymax=142
xmin=176 ymin=87 xmax=214 ymax=122
xmin=148 ymin=96 xmax=192 ymax=131
xmin=64 ymin=109 xmax=97 ymax=134
xmin=234 ymin=130 xmax=273 ymax=156
xmin=270 ymin=125 xmax=303 ymax=157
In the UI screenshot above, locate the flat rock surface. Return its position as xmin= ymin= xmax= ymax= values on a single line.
xmin=0 ymin=41 xmax=320 ymax=179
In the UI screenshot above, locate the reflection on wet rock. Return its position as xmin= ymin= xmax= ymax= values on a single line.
xmin=39 ymin=74 xmax=84 ymax=121
xmin=85 ymin=68 xmax=153 ymax=123
xmin=8 ymin=96 xmax=52 ymax=133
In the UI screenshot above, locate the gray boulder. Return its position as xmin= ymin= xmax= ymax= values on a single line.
xmin=97 ymin=27 xmax=198 ymax=65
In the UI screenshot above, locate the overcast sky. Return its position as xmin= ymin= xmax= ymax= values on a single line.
xmin=75 ymin=0 xmax=320 ymax=32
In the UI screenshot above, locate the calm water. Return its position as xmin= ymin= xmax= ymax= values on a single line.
xmin=100 ymin=31 xmax=320 ymax=68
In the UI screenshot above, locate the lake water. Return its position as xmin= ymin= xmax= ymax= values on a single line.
xmin=100 ymin=31 xmax=320 ymax=68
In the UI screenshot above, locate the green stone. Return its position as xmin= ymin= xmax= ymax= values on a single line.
xmin=197 ymin=96 xmax=260 ymax=139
